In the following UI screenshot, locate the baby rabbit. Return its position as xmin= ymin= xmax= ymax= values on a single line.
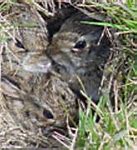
xmin=23 ymin=11 xmax=111 ymax=104
xmin=1 ymin=74 xmax=77 ymax=134
xmin=2 ymin=4 xmax=49 ymax=91
xmin=47 ymin=11 xmax=111 ymax=103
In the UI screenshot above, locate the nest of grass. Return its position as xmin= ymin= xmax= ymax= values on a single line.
xmin=0 ymin=0 xmax=137 ymax=149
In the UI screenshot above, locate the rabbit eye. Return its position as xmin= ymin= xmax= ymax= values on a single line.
xmin=15 ymin=38 xmax=25 ymax=49
xmin=25 ymin=111 xmax=30 ymax=117
xmin=74 ymin=40 xmax=86 ymax=49
xmin=43 ymin=109 xmax=54 ymax=119
xmin=72 ymin=40 xmax=87 ymax=53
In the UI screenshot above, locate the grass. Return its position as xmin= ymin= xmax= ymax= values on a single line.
xmin=76 ymin=90 xmax=137 ymax=149
xmin=74 ymin=1 xmax=137 ymax=149
xmin=81 ymin=2 xmax=137 ymax=33
xmin=0 ymin=0 xmax=137 ymax=149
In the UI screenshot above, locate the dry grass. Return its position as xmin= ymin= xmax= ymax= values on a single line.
xmin=0 ymin=0 xmax=137 ymax=149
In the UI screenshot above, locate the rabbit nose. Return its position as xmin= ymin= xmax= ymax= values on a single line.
xmin=22 ymin=61 xmax=52 ymax=73
xmin=22 ymin=53 xmax=52 ymax=73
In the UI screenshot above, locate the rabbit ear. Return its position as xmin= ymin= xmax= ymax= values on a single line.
xmin=22 ymin=53 xmax=52 ymax=73
xmin=1 ymin=75 xmax=22 ymax=98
